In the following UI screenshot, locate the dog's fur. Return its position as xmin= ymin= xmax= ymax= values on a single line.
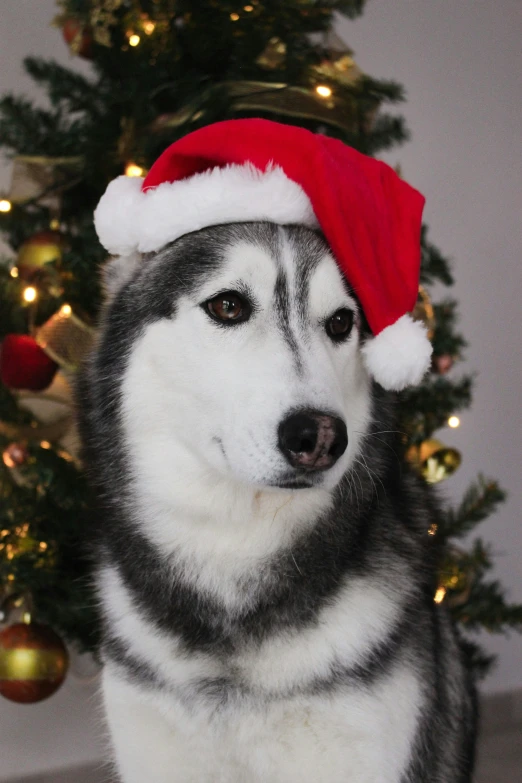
xmin=78 ymin=222 xmax=476 ymax=782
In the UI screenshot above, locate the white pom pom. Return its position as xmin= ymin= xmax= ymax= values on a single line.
xmin=94 ymin=176 xmax=144 ymax=256
xmin=362 ymin=314 xmax=432 ymax=391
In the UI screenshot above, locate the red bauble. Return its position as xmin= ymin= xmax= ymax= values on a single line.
xmin=432 ymin=354 xmax=455 ymax=375
xmin=0 ymin=623 xmax=69 ymax=704
xmin=61 ymin=17 xmax=93 ymax=59
xmin=0 ymin=334 xmax=58 ymax=391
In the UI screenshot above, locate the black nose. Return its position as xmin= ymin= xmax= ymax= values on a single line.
xmin=278 ymin=409 xmax=348 ymax=471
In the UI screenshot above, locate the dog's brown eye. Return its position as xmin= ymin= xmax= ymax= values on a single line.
xmin=326 ymin=309 xmax=354 ymax=342
xmin=205 ymin=292 xmax=250 ymax=324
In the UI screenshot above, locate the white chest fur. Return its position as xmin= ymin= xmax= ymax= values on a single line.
xmin=103 ymin=660 xmax=422 ymax=783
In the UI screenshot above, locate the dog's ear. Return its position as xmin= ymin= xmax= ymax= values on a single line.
xmin=101 ymin=252 xmax=141 ymax=302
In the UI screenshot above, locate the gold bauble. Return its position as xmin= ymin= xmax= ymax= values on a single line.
xmin=0 ymin=621 xmax=68 ymax=703
xmin=407 ymin=439 xmax=462 ymax=484
xmin=410 ymin=286 xmax=435 ymax=339
xmin=438 ymin=546 xmax=476 ymax=608
xmin=17 ymin=231 xmax=63 ymax=274
xmin=256 ymin=37 xmax=287 ymax=70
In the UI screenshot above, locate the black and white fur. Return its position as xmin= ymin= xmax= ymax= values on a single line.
xmin=78 ymin=223 xmax=476 ymax=782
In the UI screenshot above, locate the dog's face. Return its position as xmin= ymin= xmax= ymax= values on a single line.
xmin=111 ymin=223 xmax=372 ymax=495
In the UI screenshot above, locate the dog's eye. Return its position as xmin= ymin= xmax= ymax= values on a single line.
xmin=325 ymin=309 xmax=354 ymax=342
xmin=205 ymin=291 xmax=251 ymax=325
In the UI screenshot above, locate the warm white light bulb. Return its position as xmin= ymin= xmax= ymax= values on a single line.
xmin=0 ymin=199 xmax=12 ymax=212
xmin=448 ymin=416 xmax=460 ymax=429
xmin=316 ymin=85 xmax=332 ymax=98
xmin=125 ymin=162 xmax=144 ymax=177
xmin=61 ymin=304 xmax=72 ymax=316
xmin=23 ymin=286 xmax=37 ymax=303
xmin=129 ymin=34 xmax=140 ymax=47
xmin=434 ymin=587 xmax=446 ymax=604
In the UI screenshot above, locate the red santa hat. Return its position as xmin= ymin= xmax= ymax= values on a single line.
xmin=94 ymin=118 xmax=431 ymax=391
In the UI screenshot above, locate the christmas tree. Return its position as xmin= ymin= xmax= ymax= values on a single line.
xmin=0 ymin=0 xmax=520 ymax=700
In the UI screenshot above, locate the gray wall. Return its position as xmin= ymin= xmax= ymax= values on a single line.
xmin=0 ymin=0 xmax=520 ymax=778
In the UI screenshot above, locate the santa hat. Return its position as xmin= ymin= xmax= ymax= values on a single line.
xmin=94 ymin=118 xmax=431 ymax=391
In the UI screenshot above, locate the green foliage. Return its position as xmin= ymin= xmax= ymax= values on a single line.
xmin=444 ymin=477 xmax=507 ymax=539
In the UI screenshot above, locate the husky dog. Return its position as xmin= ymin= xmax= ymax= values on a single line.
xmin=78 ymin=221 xmax=476 ymax=783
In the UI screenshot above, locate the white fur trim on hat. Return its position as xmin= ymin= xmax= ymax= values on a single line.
xmin=94 ymin=164 xmax=318 ymax=257
xmin=361 ymin=314 xmax=432 ymax=391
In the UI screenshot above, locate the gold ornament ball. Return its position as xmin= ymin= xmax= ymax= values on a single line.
xmin=17 ymin=231 xmax=63 ymax=275
xmin=0 ymin=622 xmax=69 ymax=703
xmin=410 ymin=286 xmax=435 ymax=340
xmin=407 ymin=439 xmax=462 ymax=484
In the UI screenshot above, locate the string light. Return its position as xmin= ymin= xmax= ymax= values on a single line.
xmin=128 ymin=34 xmax=141 ymax=47
xmin=142 ymin=20 xmax=156 ymax=35
xmin=0 ymin=198 xmax=12 ymax=212
xmin=10 ymin=266 xmax=19 ymax=278
xmin=125 ymin=162 xmax=144 ymax=177
xmin=434 ymin=586 xmax=446 ymax=604
xmin=49 ymin=218 xmax=60 ymax=231
xmin=244 ymin=4 xmax=254 ymax=10
xmin=448 ymin=415 xmax=460 ymax=428
xmin=230 ymin=13 xmax=240 ymax=21
xmin=23 ymin=286 xmax=37 ymax=303
xmin=60 ymin=304 xmax=72 ymax=316
xmin=428 ymin=523 xmax=438 ymax=536
xmin=315 ymin=85 xmax=332 ymax=98
xmin=40 ymin=441 xmax=51 ymax=450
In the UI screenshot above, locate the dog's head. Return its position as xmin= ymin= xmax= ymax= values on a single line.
xmin=90 ymin=222 xmax=373 ymax=498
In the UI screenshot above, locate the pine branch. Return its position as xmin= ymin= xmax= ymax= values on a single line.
xmin=453 ymin=579 xmax=522 ymax=632
xmin=0 ymin=95 xmax=85 ymax=156
xmin=420 ymin=227 xmax=454 ymax=286
xmin=363 ymin=114 xmax=409 ymax=154
xmin=399 ymin=375 xmax=473 ymax=441
xmin=332 ymin=0 xmax=367 ymax=18
xmin=23 ymin=57 xmax=99 ymax=115
xmin=444 ymin=477 xmax=507 ymax=538
xmin=431 ymin=299 xmax=467 ymax=359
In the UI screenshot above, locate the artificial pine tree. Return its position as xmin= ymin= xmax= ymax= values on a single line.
xmin=0 ymin=0 xmax=520 ymax=700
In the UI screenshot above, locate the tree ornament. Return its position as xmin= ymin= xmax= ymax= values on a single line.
xmin=312 ymin=43 xmax=362 ymax=88
xmin=256 ymin=37 xmax=287 ymax=70
xmin=2 ymin=442 xmax=29 ymax=469
xmin=432 ymin=354 xmax=455 ymax=375
xmin=9 ymin=156 xmax=83 ymax=210
xmin=17 ymin=231 xmax=63 ymax=278
xmin=407 ymin=439 xmax=462 ymax=484
xmin=61 ymin=17 xmax=93 ymax=59
xmin=438 ymin=546 xmax=476 ymax=609
xmin=150 ymin=82 xmax=363 ymax=148
xmin=410 ymin=286 xmax=435 ymax=340
xmin=36 ymin=305 xmax=95 ymax=372
xmin=0 ymin=621 xmax=68 ymax=703
xmin=0 ymin=334 xmax=59 ymax=392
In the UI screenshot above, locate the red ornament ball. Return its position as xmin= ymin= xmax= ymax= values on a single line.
xmin=0 ymin=334 xmax=58 ymax=391
xmin=2 ymin=442 xmax=29 ymax=469
xmin=0 ymin=622 xmax=69 ymax=703
xmin=432 ymin=354 xmax=455 ymax=375
xmin=61 ymin=17 xmax=93 ymax=59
